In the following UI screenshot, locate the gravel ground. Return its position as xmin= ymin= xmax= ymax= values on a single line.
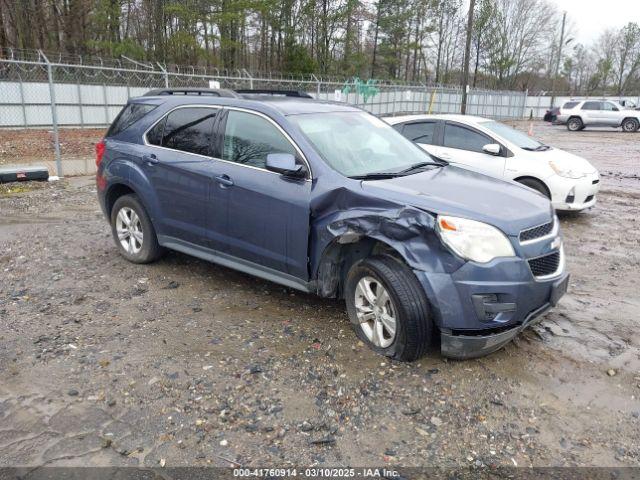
xmin=0 ymin=124 xmax=639 ymax=469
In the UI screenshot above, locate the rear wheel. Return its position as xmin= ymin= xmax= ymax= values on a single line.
xmin=345 ymin=256 xmax=433 ymax=362
xmin=621 ymin=118 xmax=639 ymax=132
xmin=567 ymin=117 xmax=583 ymax=132
xmin=516 ymin=178 xmax=551 ymax=199
xmin=110 ymin=194 xmax=164 ymax=264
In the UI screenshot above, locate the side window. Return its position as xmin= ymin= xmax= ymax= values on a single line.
xmin=107 ymin=103 xmax=157 ymax=137
xmin=146 ymin=117 xmax=166 ymax=146
xmin=402 ymin=122 xmax=436 ymax=144
xmin=602 ymin=102 xmax=618 ymax=111
xmin=443 ymin=123 xmax=492 ymax=153
xmin=562 ymin=101 xmax=579 ymax=109
xmin=582 ymin=101 xmax=601 ymax=111
xmin=161 ymin=107 xmax=218 ymax=156
xmin=222 ymin=111 xmax=296 ymax=169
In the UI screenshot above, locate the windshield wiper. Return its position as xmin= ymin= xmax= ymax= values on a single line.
xmin=348 ymin=172 xmax=406 ymax=180
xmin=395 ymin=160 xmax=446 ymax=174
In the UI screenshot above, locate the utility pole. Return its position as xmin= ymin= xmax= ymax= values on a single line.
xmin=460 ymin=0 xmax=476 ymax=114
xmin=550 ymin=11 xmax=567 ymax=108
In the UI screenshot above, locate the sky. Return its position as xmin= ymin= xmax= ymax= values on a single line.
xmin=549 ymin=0 xmax=640 ymax=44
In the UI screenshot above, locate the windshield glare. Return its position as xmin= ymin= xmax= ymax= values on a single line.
xmin=289 ymin=112 xmax=435 ymax=177
xmin=480 ymin=121 xmax=544 ymax=150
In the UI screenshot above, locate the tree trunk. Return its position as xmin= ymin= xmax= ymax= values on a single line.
xmin=461 ymin=0 xmax=475 ymax=114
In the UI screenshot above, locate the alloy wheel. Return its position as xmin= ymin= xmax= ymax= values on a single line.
xmin=115 ymin=207 xmax=144 ymax=254
xmin=354 ymin=276 xmax=397 ymax=348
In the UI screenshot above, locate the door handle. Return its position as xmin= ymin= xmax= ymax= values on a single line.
xmin=143 ymin=154 xmax=158 ymax=165
xmin=215 ymin=174 xmax=234 ymax=187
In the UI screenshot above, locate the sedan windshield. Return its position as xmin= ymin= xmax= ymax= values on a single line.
xmin=480 ymin=121 xmax=548 ymax=151
xmin=289 ymin=111 xmax=440 ymax=177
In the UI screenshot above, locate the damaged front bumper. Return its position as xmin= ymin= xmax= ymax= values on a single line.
xmin=414 ymin=259 xmax=570 ymax=359
xmin=440 ymin=303 xmax=551 ymax=359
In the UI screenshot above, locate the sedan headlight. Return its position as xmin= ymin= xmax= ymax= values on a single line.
xmin=549 ymin=160 xmax=586 ymax=179
xmin=436 ymin=215 xmax=515 ymax=263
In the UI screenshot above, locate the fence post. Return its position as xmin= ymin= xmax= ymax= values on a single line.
xmin=242 ymin=68 xmax=254 ymax=89
xmin=311 ymin=74 xmax=321 ymax=98
xmin=18 ymin=74 xmax=27 ymax=128
xmin=102 ymin=83 xmax=109 ymax=125
xmin=39 ymin=50 xmax=63 ymax=178
xmin=522 ymin=89 xmax=528 ymax=119
xmin=156 ymin=63 xmax=169 ymax=88
xmin=76 ymin=81 xmax=84 ymax=128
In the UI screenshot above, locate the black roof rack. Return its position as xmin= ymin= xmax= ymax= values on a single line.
xmin=144 ymin=88 xmax=239 ymax=98
xmin=235 ymin=89 xmax=313 ymax=99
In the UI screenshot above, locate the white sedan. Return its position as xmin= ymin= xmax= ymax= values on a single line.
xmin=384 ymin=114 xmax=600 ymax=212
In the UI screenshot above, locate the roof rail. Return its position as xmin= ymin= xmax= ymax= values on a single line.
xmin=235 ymin=89 xmax=313 ymax=99
xmin=144 ymin=88 xmax=239 ymax=98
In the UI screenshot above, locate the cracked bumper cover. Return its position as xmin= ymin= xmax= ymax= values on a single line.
xmin=440 ymin=303 xmax=551 ymax=359
xmin=440 ymin=273 xmax=569 ymax=359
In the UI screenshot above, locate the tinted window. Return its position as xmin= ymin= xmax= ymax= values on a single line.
xmin=602 ymin=102 xmax=618 ymax=111
xmin=146 ymin=117 xmax=166 ymax=146
xmin=107 ymin=103 xmax=157 ymax=137
xmin=562 ymin=101 xmax=579 ymax=109
xmin=443 ymin=123 xmax=492 ymax=153
xmin=223 ymin=111 xmax=296 ymax=169
xmin=161 ymin=108 xmax=218 ymax=156
xmin=582 ymin=101 xmax=601 ymax=111
xmin=402 ymin=122 xmax=436 ymax=144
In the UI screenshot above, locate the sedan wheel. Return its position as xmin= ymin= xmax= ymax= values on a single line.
xmin=116 ymin=206 xmax=144 ymax=254
xmin=354 ymin=276 xmax=397 ymax=348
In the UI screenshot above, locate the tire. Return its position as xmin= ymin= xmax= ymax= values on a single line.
xmin=110 ymin=194 xmax=164 ymax=264
xmin=567 ymin=117 xmax=583 ymax=131
xmin=344 ymin=255 xmax=433 ymax=362
xmin=516 ymin=178 xmax=551 ymax=199
xmin=621 ymin=118 xmax=639 ymax=132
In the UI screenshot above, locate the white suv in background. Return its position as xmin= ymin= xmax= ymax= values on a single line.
xmin=556 ymin=100 xmax=640 ymax=132
xmin=384 ymin=114 xmax=600 ymax=212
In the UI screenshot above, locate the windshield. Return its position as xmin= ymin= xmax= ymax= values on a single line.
xmin=480 ymin=121 xmax=546 ymax=150
xmin=289 ymin=111 xmax=437 ymax=177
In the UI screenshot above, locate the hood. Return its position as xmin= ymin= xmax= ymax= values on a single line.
xmin=360 ymin=166 xmax=552 ymax=236
xmin=527 ymin=147 xmax=597 ymax=175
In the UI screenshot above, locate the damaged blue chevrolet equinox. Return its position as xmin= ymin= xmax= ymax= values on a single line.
xmin=96 ymin=88 xmax=569 ymax=360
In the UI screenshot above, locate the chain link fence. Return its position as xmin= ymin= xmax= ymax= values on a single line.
xmin=0 ymin=49 xmax=528 ymax=177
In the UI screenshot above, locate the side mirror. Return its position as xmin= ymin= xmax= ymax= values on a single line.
xmin=266 ymin=153 xmax=306 ymax=177
xmin=482 ymin=143 xmax=501 ymax=156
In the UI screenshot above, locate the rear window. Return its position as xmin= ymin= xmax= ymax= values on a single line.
xmin=107 ymin=103 xmax=157 ymax=137
xmin=402 ymin=122 xmax=436 ymax=144
xmin=562 ymin=101 xmax=579 ymax=109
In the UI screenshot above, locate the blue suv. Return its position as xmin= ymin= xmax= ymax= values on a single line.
xmin=96 ymin=88 xmax=569 ymax=360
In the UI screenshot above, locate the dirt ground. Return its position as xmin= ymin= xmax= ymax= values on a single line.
xmin=0 ymin=123 xmax=639 ymax=470
xmin=0 ymin=128 xmax=105 ymax=165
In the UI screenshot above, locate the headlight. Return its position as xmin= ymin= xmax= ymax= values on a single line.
xmin=436 ymin=215 xmax=515 ymax=263
xmin=549 ymin=160 xmax=585 ymax=179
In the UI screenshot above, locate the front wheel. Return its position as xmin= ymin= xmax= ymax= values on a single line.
xmin=621 ymin=118 xmax=639 ymax=132
xmin=345 ymin=256 xmax=433 ymax=362
xmin=567 ymin=117 xmax=583 ymax=131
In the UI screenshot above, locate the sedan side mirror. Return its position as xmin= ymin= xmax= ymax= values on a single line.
xmin=266 ymin=153 xmax=306 ymax=178
xmin=482 ymin=143 xmax=501 ymax=156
